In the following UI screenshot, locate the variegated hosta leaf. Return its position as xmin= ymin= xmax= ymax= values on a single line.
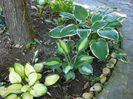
xmin=60 ymin=12 xmax=75 ymax=20
xmin=56 ymin=42 xmax=64 ymax=54
xmin=25 ymin=63 xmax=35 ymax=77
xmin=103 ymin=15 xmax=121 ymax=22
xmin=49 ymin=25 xmax=64 ymax=38
xmin=22 ymin=92 xmax=33 ymax=99
xmin=21 ymin=85 xmax=30 ymax=92
xmin=105 ymin=21 xmax=122 ymax=28
xmin=28 ymin=73 xmax=38 ymax=86
xmin=78 ymin=22 xmax=89 ymax=28
xmin=74 ymin=5 xmax=88 ymax=21
xmin=90 ymin=38 xmax=109 ymax=60
xmin=67 ymin=40 xmax=75 ymax=51
xmin=78 ymin=63 xmax=93 ymax=75
xmin=30 ymin=83 xmax=47 ymax=97
xmin=59 ymin=40 xmax=69 ymax=54
xmin=7 ymin=84 xmax=22 ymax=94
xmin=14 ymin=63 xmax=25 ymax=77
xmin=92 ymin=21 xmax=107 ymax=31
xmin=0 ymin=86 xmax=10 ymax=97
xmin=77 ymin=29 xmax=91 ymax=38
xmin=60 ymin=24 xmax=77 ymax=37
xmin=5 ymin=94 xmax=18 ymax=99
xmin=34 ymin=63 xmax=44 ymax=73
xmin=79 ymin=55 xmax=94 ymax=63
xmin=9 ymin=68 xmax=22 ymax=83
xmin=76 ymin=37 xmax=88 ymax=53
xmin=91 ymin=13 xmax=103 ymax=23
xmin=45 ymin=57 xmax=62 ymax=69
xmin=63 ymin=64 xmax=73 ymax=74
xmin=98 ymin=28 xmax=119 ymax=41
xmin=64 ymin=71 xmax=75 ymax=81
xmin=44 ymin=74 xmax=60 ymax=86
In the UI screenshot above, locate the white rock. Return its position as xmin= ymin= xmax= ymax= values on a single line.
xmin=100 ymin=75 xmax=107 ymax=84
xmin=110 ymin=58 xmax=117 ymax=64
xmin=111 ymin=53 xmax=116 ymax=58
xmin=76 ymin=97 xmax=84 ymax=99
xmin=82 ymin=92 xmax=93 ymax=99
xmin=106 ymin=63 xmax=114 ymax=68
xmin=90 ymin=83 xmax=102 ymax=92
xmin=102 ymin=67 xmax=111 ymax=76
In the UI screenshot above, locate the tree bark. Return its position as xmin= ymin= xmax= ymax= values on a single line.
xmin=0 ymin=0 xmax=35 ymax=45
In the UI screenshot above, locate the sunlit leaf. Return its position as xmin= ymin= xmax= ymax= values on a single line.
xmin=14 ymin=63 xmax=25 ymax=77
xmin=25 ymin=63 xmax=35 ymax=77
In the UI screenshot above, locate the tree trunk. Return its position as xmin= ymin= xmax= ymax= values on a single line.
xmin=0 ymin=0 xmax=35 ymax=45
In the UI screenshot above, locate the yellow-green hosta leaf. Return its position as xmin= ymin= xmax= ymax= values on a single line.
xmin=59 ymin=40 xmax=69 ymax=54
xmin=34 ymin=63 xmax=44 ymax=73
xmin=78 ymin=63 xmax=93 ymax=75
xmin=30 ymin=83 xmax=47 ymax=97
xmin=45 ymin=57 xmax=61 ymax=66
xmin=14 ymin=63 xmax=25 ymax=77
xmin=9 ymin=69 xmax=22 ymax=83
xmin=22 ymin=92 xmax=33 ymax=99
xmin=5 ymin=94 xmax=18 ymax=99
xmin=74 ymin=5 xmax=88 ymax=21
xmin=90 ymin=38 xmax=109 ymax=60
xmin=44 ymin=74 xmax=60 ymax=86
xmin=28 ymin=73 xmax=38 ymax=86
xmin=21 ymin=85 xmax=30 ymax=92
xmin=7 ymin=84 xmax=22 ymax=94
xmin=37 ymin=73 xmax=42 ymax=81
xmin=0 ymin=86 xmax=10 ymax=97
xmin=77 ymin=37 xmax=88 ymax=53
xmin=79 ymin=55 xmax=94 ymax=63
xmin=56 ymin=42 xmax=64 ymax=54
xmin=25 ymin=63 xmax=35 ymax=77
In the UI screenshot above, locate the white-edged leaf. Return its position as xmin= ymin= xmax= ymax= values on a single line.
xmin=98 ymin=27 xmax=119 ymax=41
xmin=34 ymin=63 xmax=44 ymax=72
xmin=105 ymin=21 xmax=122 ymax=28
xmin=74 ymin=5 xmax=88 ymax=21
xmin=63 ymin=65 xmax=73 ymax=74
xmin=77 ymin=29 xmax=91 ymax=38
xmin=90 ymin=38 xmax=109 ymax=60
xmin=59 ymin=40 xmax=69 ymax=54
xmin=44 ymin=74 xmax=60 ymax=86
xmin=56 ymin=42 xmax=64 ymax=54
xmin=25 ymin=63 xmax=35 ymax=77
xmin=9 ymin=69 xmax=22 ymax=83
xmin=30 ymin=83 xmax=47 ymax=97
xmin=14 ymin=63 xmax=25 ymax=77
xmin=60 ymin=12 xmax=75 ymax=20
xmin=78 ymin=63 xmax=93 ymax=75
xmin=7 ymin=84 xmax=22 ymax=94
xmin=77 ymin=37 xmax=88 ymax=53
xmin=28 ymin=73 xmax=38 ymax=86
xmin=91 ymin=13 xmax=103 ymax=23
xmin=92 ymin=21 xmax=107 ymax=31
xmin=22 ymin=92 xmax=33 ymax=99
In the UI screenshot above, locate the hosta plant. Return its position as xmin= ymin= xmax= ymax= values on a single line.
xmin=0 ymin=54 xmax=60 ymax=98
xmin=49 ymin=5 xmax=128 ymax=62
xmin=44 ymin=39 xmax=94 ymax=81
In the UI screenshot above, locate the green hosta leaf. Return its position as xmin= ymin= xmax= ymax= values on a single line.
xmin=90 ymin=38 xmax=109 ymax=60
xmin=0 ymin=86 xmax=10 ymax=96
xmin=34 ymin=63 xmax=44 ymax=72
xmin=92 ymin=21 xmax=107 ymax=31
xmin=25 ymin=63 xmax=35 ymax=77
xmin=63 ymin=64 xmax=73 ymax=74
xmin=7 ymin=84 xmax=22 ymax=94
xmin=79 ymin=55 xmax=94 ymax=63
xmin=64 ymin=71 xmax=75 ymax=81
xmin=67 ymin=40 xmax=75 ymax=51
xmin=25 ymin=77 xmax=29 ymax=82
xmin=60 ymin=24 xmax=77 ymax=37
xmin=21 ymin=85 xmax=30 ymax=92
xmin=56 ymin=42 xmax=64 ymax=54
xmin=98 ymin=28 xmax=119 ymax=41
xmin=44 ymin=74 xmax=60 ymax=86
xmin=0 ymin=82 xmax=3 ymax=87
xmin=60 ymin=12 xmax=75 ymax=20
xmin=103 ymin=15 xmax=121 ymax=22
xmin=77 ymin=29 xmax=91 ymax=38
xmin=105 ymin=21 xmax=122 ymax=28
xmin=59 ymin=40 xmax=69 ymax=54
xmin=14 ymin=63 xmax=25 ymax=77
xmin=74 ymin=5 xmax=88 ymax=21
xmin=116 ymin=54 xmax=128 ymax=63
xmin=22 ymin=92 xmax=33 ymax=99
xmin=45 ymin=57 xmax=61 ymax=66
xmin=30 ymin=83 xmax=47 ymax=97
xmin=78 ymin=63 xmax=93 ymax=75
xmin=77 ymin=37 xmax=88 ymax=53
xmin=49 ymin=25 xmax=64 ymax=38
xmin=91 ymin=13 xmax=103 ymax=23
xmin=78 ymin=22 xmax=89 ymax=28
xmin=9 ymin=69 xmax=22 ymax=83
xmin=5 ymin=94 xmax=18 ymax=99
xmin=28 ymin=73 xmax=38 ymax=86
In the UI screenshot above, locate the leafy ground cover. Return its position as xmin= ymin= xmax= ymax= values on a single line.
xmin=0 ymin=0 xmax=128 ymax=99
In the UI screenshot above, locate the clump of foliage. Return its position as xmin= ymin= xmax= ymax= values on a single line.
xmin=45 ymin=0 xmax=73 ymax=13
xmin=49 ymin=5 xmax=128 ymax=62
xmin=0 ymin=51 xmax=60 ymax=99
xmin=45 ymin=39 xmax=94 ymax=80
